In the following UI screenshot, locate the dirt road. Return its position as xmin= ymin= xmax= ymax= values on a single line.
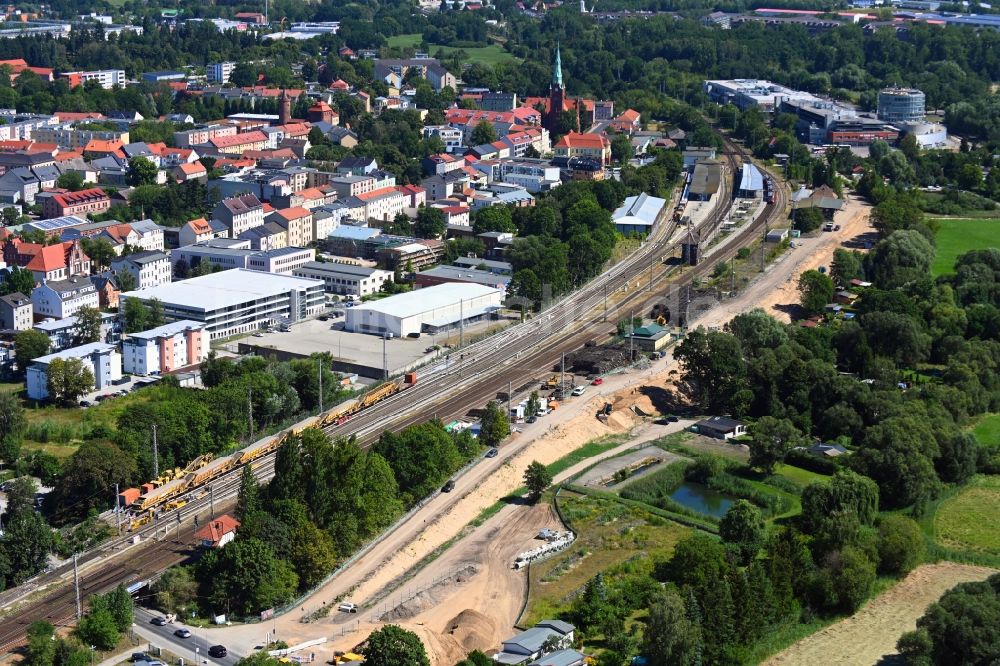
xmin=764 ymin=562 xmax=997 ymax=666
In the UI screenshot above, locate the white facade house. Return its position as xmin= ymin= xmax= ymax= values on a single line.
xmin=120 ymin=269 xmax=325 ymax=339
xmin=110 ymin=251 xmax=172 ymax=290
xmin=129 ymin=219 xmax=166 ymax=252
xmin=292 ymin=262 xmax=392 ymax=297
xmin=73 ymin=69 xmax=127 ymax=89
xmin=345 ymin=283 xmax=503 ymax=337
xmin=122 ymin=320 xmax=208 ymax=375
xmin=26 ymin=342 xmax=121 ymax=401
xmin=31 ymin=278 xmax=100 ymax=319
xmin=207 ymin=62 xmax=236 ymax=83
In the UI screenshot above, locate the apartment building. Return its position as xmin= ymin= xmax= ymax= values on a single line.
xmin=122 ymin=320 xmax=208 ymax=375
xmin=41 ymin=187 xmax=110 ymax=219
xmin=110 ymin=251 xmax=172 ymax=290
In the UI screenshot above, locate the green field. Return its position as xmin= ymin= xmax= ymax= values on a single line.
xmin=523 ymin=491 xmax=691 ymax=626
xmin=931 ymin=218 xmax=1000 ymax=276
xmin=934 ymin=475 xmax=1000 ymax=556
xmin=971 ymin=413 xmax=1000 ymax=448
xmin=386 ymin=33 xmax=519 ymax=65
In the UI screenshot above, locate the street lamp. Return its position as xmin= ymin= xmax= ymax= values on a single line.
xmin=195 ymin=646 xmax=200 ymax=666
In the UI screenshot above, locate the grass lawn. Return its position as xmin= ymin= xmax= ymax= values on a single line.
xmin=931 ymin=217 xmax=1000 ymax=276
xmin=523 ymin=490 xmax=691 ymax=627
xmin=970 ymin=413 xmax=1000 ymax=448
xmin=775 ymin=463 xmax=830 ymax=487
xmin=386 ymin=33 xmax=519 ymax=65
xmin=934 ymin=475 xmax=1000 ymax=557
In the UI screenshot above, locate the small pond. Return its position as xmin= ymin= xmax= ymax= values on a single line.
xmin=668 ymin=481 xmax=736 ymax=518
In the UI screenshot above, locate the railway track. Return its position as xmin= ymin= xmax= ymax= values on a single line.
xmin=0 ymin=140 xmax=785 ymax=653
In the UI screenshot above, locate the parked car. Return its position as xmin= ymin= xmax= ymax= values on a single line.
xmin=571 ymin=386 xmax=587 ymax=396
xmin=131 ymin=654 xmax=149 ymax=662
xmin=318 ymin=315 xmax=329 ymax=321
xmin=79 ymin=400 xmax=92 ymax=408
xmin=485 ymin=448 xmax=499 ymax=458
xmin=338 ymin=602 xmax=358 ymax=613
xmin=527 ymin=415 xmax=538 ymax=423
xmin=591 ymin=377 xmax=603 ymax=386
xmin=208 ymin=646 xmax=227 ymax=658
xmin=834 ymin=224 xmax=841 ymax=231
xmin=442 ymin=479 xmax=456 ymax=493
xmin=174 ymin=628 xmax=192 ymax=639
xmin=823 ymin=222 xmax=834 ymax=232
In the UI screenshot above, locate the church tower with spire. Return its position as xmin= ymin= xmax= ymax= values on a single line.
xmin=544 ymin=44 xmax=566 ymax=134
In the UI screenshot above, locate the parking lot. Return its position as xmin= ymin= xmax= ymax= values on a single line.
xmin=78 ymin=375 xmax=160 ymax=408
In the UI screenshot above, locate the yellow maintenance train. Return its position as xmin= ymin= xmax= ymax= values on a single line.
xmin=121 ymin=374 xmax=416 ymax=531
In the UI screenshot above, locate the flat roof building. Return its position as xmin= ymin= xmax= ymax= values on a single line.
xmin=344 ymin=282 xmax=503 ymax=337
xmin=702 ymin=79 xmax=821 ymax=112
xmin=689 ymin=159 xmax=722 ymax=201
xmin=737 ymin=162 xmax=765 ymax=197
xmin=413 ymin=265 xmax=510 ymax=291
xmin=877 ymin=87 xmax=926 ymax=123
xmin=26 ymin=342 xmax=120 ymax=401
xmin=120 ymin=269 xmax=324 ymax=339
xmin=291 ymin=261 xmax=393 ymax=297
xmin=122 ymin=320 xmax=208 ymax=376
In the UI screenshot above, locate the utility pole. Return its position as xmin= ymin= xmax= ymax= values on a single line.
xmin=382 ymin=334 xmax=388 ymax=380
xmin=560 ymin=353 xmax=565 ymax=393
xmin=459 ymin=299 xmax=464 ymax=348
xmin=248 ymin=387 xmax=254 ymax=441
xmin=629 ymin=308 xmax=634 ymax=359
xmin=73 ymin=552 xmax=81 ymax=620
xmin=648 ymin=254 xmax=653 ymax=291
xmin=731 ymin=256 xmax=736 ymax=293
xmin=209 ymin=485 xmax=215 ymax=519
xmin=114 ymin=483 xmax=121 ymax=535
xmin=507 ymin=380 xmax=512 ymax=431
xmin=762 ymin=216 xmax=769 ymax=273
xmin=603 ymin=284 xmax=607 ymax=322
xmin=151 ymin=424 xmax=159 ymax=478
xmin=318 ymin=358 xmax=323 ymax=413
xmin=684 ymin=284 xmax=691 ymax=330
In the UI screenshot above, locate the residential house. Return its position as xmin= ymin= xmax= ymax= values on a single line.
xmin=173 ymin=162 xmax=207 ymax=183
xmin=122 ymin=319 xmax=208 ymax=375
xmin=213 ymin=194 xmax=265 ymax=237
xmin=110 ymin=251 xmax=171 ymax=290
xmin=34 ymin=311 xmax=119 ymax=351
xmin=41 ymin=187 xmax=110 ymax=219
xmin=26 ymin=342 xmax=121 ymax=401
xmin=239 ymin=222 xmax=288 ymax=252
xmin=3 ymin=239 xmax=91 ymax=282
xmin=609 ymin=108 xmax=641 ymax=134
xmin=527 ymin=650 xmax=586 ymax=666
xmin=90 ymin=272 xmax=120 ymax=309
xmin=269 ymin=207 xmax=314 ymax=247
xmin=693 ymin=416 xmax=747 ymax=440
xmin=292 ymin=262 xmax=393 ymax=297
xmin=335 ymin=156 xmax=378 ymax=176
xmin=178 ymin=217 xmax=230 ymax=247
xmin=31 ymin=277 xmax=100 ymax=319
xmin=194 ymin=514 xmax=240 ymax=549
xmin=494 ymin=621 xmax=576 ymax=665
xmin=0 ymin=292 xmax=32 ymax=331
xmin=553 ymin=132 xmax=611 ymax=165
xmin=806 ymin=442 xmax=849 ymax=458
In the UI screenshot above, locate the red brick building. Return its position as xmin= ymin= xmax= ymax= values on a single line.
xmin=41 ymin=188 xmax=110 ymax=219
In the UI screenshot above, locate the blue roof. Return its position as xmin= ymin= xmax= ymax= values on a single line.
xmin=739 ymin=163 xmax=764 ymax=192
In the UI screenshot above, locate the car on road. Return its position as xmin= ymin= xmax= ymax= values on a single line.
xmin=823 ymin=222 xmax=834 ymax=232
xmin=132 ymin=654 xmax=150 ymax=662
xmin=527 ymin=415 xmax=538 ymax=423
xmin=151 ymin=617 xmax=168 ymax=626
xmin=591 ymin=377 xmax=603 ymax=386
xmin=441 ymin=479 xmax=456 ymax=493
xmin=174 ymin=628 xmax=192 ymax=639
xmin=571 ymin=386 xmax=587 ymax=396
xmin=338 ymin=602 xmax=358 ymax=613
xmin=485 ymin=448 xmax=499 ymax=458
xmin=208 ymin=646 xmax=227 ymax=658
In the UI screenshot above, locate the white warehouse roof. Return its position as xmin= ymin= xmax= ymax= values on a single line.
xmin=351 ymin=282 xmax=502 ymax=319
xmin=612 ymin=193 xmax=666 ymax=228
xmin=739 ymin=163 xmax=764 ymax=192
xmin=122 ymin=269 xmax=323 ymax=311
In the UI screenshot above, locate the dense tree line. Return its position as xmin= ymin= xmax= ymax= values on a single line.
xmin=156 ymin=421 xmax=479 ymax=618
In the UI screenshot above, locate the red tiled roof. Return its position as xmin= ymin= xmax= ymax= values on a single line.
xmin=102 ymin=224 xmax=134 ymax=244
xmin=298 ymin=187 xmax=327 ymax=201
xmin=616 ymin=108 xmax=641 ymax=123
xmin=176 ymin=162 xmax=206 ymax=175
xmin=209 ymin=130 xmax=267 ymax=148
xmin=330 ymin=79 xmax=350 ymax=90
xmin=194 ymin=514 xmax=241 ymax=544
xmin=398 ymin=184 xmax=426 ymax=195
xmin=274 ymin=206 xmax=311 ymax=220
xmin=53 ymin=111 xmax=105 ymax=122
xmin=240 ymin=86 xmax=304 ymax=98
xmin=54 ymin=150 xmax=83 ymax=162
xmin=83 ymin=139 xmax=123 ymax=154
xmin=185 ymin=217 xmax=211 ymax=234
xmin=555 ymin=132 xmax=610 ymax=150
xmin=51 ymin=187 xmax=108 ymax=208
xmin=357 ymin=186 xmax=402 ymax=202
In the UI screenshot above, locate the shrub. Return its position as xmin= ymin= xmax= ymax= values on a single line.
xmin=876 ymin=515 xmax=924 ymax=575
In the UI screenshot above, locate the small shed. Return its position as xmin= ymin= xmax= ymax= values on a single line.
xmin=693 ymin=416 xmax=746 ymax=440
xmin=766 ymin=228 xmax=790 ymax=243
xmin=194 ymin=514 xmax=241 ymax=549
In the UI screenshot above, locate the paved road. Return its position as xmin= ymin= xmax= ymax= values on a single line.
xmin=133 ymin=608 xmax=242 ymax=666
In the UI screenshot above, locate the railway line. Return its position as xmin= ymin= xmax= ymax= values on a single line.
xmin=0 ymin=139 xmax=786 ymax=653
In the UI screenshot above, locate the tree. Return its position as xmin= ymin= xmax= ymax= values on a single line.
xmin=866 ymin=229 xmax=934 ymax=289
xmin=526 ymin=391 xmax=541 ymax=418
xmin=611 ymin=134 xmax=634 ymax=164
xmin=201 ymin=538 xmax=298 ymax=616
xmin=479 ymin=400 xmax=509 ymax=448
xmin=127 ymin=156 xmax=158 ymax=187
xmin=362 ymin=625 xmax=429 ymax=666
xmin=830 ymin=248 xmax=864 ymax=287
xmin=25 ymin=621 xmax=56 ymax=666
xmin=674 ymin=329 xmax=748 ymax=414
xmin=523 ymin=460 xmax=552 ymax=502
xmin=75 ymin=607 xmax=118 ymax=651
xmin=235 ymin=467 xmax=261 ymax=522
xmin=4 ymin=265 xmax=36 ymax=295
xmin=46 ymin=358 xmax=95 ymax=404
xmin=896 ymin=628 xmax=933 ymax=666
xmin=643 ymin=589 xmax=702 ymax=666
xmin=105 ymin=584 xmax=133 ymax=632
xmin=229 ymin=62 xmax=258 ymax=88
xmin=81 ymin=237 xmax=116 ymax=270
xmin=798 ymin=269 xmax=835 ymax=316
xmin=4 ymin=476 xmax=37 ymax=522
xmin=719 ymin=500 xmax=766 ymax=565
xmin=748 ymin=417 xmax=802 ymax=474
xmin=795 ymin=207 xmax=825 ymax=233
xmin=916 ymin=573 xmax=1000 ymax=666
xmin=799 ymin=469 xmax=880 ymax=534
xmin=469 ymin=120 xmax=497 ymax=146
xmin=114 ymin=268 xmax=136 ymax=292
xmin=829 ymin=545 xmax=876 ymax=612
xmin=0 ymin=391 xmax=26 ymax=465
xmin=45 ymin=440 xmax=137 ymax=524
xmin=15 ymin=329 xmax=49 ymax=374
xmin=122 ymin=297 xmax=149 ymax=333
xmin=148 ymin=298 xmax=165 ymax=328
xmin=56 ymin=171 xmax=84 ymax=191
xmin=4 ymin=513 xmax=53 ymax=584
xmin=152 ymin=566 xmax=198 ymax=616
xmin=876 ymin=515 xmax=924 ymax=575
xmin=413 ymin=207 xmax=445 ymax=239
xmin=73 ymin=306 xmax=103 ymax=346
xmin=724 ymin=308 xmax=787 ymax=353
